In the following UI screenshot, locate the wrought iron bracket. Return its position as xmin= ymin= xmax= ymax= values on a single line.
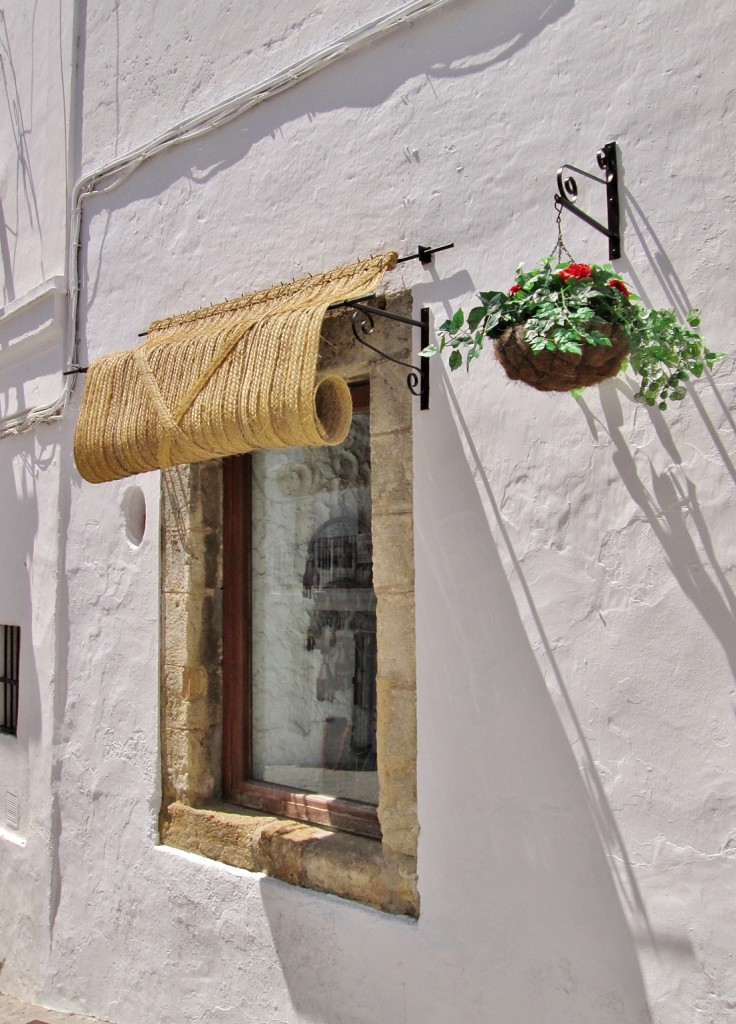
xmin=324 ymin=240 xmax=456 ymax=410
xmin=62 ymin=364 xmax=88 ymax=376
xmin=329 ymin=299 xmax=431 ymax=411
xmin=554 ymin=142 xmax=621 ymax=259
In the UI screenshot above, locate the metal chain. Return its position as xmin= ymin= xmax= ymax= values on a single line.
xmin=548 ymin=199 xmax=574 ymax=263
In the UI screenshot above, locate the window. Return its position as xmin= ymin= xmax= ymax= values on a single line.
xmin=159 ymin=294 xmax=419 ymax=915
xmin=222 ymin=383 xmax=380 ymax=838
xmin=0 ymin=625 xmax=20 ymax=736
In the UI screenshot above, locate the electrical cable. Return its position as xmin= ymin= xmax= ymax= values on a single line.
xmin=0 ymin=0 xmax=457 ymax=439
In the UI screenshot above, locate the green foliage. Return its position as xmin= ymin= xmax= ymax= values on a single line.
xmin=423 ymin=258 xmax=722 ymax=407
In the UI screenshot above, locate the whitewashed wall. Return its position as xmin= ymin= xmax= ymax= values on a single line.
xmin=1 ymin=1 xmax=734 ymax=1022
xmin=0 ymin=0 xmax=73 ymax=1001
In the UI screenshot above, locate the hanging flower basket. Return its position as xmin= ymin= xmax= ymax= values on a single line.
xmin=495 ymin=321 xmax=629 ymax=392
xmin=426 ymin=259 xmax=721 ymax=409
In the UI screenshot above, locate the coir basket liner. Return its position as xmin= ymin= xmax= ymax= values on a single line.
xmin=74 ymin=252 xmax=397 ymax=483
xmin=495 ymin=322 xmax=630 ymax=392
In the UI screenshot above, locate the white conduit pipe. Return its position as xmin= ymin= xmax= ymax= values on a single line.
xmin=0 ymin=0 xmax=457 ymax=440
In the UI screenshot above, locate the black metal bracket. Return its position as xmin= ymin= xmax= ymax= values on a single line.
xmin=396 ymin=242 xmax=454 ymax=265
xmin=329 ymin=299 xmax=430 ymax=411
xmin=62 ymin=365 xmax=88 ymax=376
xmin=325 ymin=240 xmax=454 ymax=410
xmin=554 ymin=142 xmax=621 ymax=259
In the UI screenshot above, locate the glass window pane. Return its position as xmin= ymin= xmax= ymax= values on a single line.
xmin=250 ymin=410 xmax=377 ymax=805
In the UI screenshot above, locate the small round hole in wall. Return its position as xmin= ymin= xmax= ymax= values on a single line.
xmin=122 ymin=486 xmax=146 ymax=547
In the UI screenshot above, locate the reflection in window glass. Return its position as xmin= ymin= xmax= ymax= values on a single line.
xmin=250 ymin=410 xmax=377 ymax=804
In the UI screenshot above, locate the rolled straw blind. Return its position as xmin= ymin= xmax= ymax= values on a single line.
xmin=73 ymin=252 xmax=397 ymax=483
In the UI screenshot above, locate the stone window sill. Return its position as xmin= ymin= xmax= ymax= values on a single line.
xmin=162 ymin=801 xmax=418 ymax=916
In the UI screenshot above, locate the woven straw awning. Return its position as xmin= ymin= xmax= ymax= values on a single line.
xmin=73 ymin=252 xmax=397 ymax=483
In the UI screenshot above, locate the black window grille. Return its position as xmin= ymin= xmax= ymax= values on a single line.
xmin=0 ymin=625 xmax=20 ymax=736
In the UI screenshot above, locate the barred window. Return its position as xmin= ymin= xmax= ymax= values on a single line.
xmin=0 ymin=625 xmax=20 ymax=736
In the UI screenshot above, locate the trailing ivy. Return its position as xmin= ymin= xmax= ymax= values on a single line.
xmin=425 ymin=259 xmax=721 ymax=408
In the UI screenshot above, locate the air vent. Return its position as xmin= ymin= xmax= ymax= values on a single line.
xmin=5 ymin=790 xmax=19 ymax=830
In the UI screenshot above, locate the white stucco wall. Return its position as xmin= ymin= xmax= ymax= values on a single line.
xmin=1 ymin=1 xmax=734 ymax=1022
xmin=0 ymin=0 xmax=74 ymax=999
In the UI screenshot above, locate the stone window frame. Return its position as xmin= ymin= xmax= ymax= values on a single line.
xmin=159 ymin=292 xmax=419 ymax=916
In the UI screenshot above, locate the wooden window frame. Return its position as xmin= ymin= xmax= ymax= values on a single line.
xmin=221 ymin=382 xmax=381 ymax=839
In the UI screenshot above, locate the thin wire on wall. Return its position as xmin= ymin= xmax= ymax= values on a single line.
xmin=0 ymin=0 xmax=457 ymax=440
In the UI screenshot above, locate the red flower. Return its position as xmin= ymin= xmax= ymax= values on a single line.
xmin=607 ymin=278 xmax=630 ymax=298
xmin=558 ymin=263 xmax=592 ymax=281
xmin=509 ymin=284 xmax=522 ymax=294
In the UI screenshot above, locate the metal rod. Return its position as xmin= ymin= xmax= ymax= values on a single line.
xmin=335 ymin=300 xmax=426 ymax=328
xmin=134 ymin=298 xmax=419 ymax=337
xmin=396 ymin=242 xmax=454 ymax=264
xmin=136 ymin=243 xmax=454 ymax=338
